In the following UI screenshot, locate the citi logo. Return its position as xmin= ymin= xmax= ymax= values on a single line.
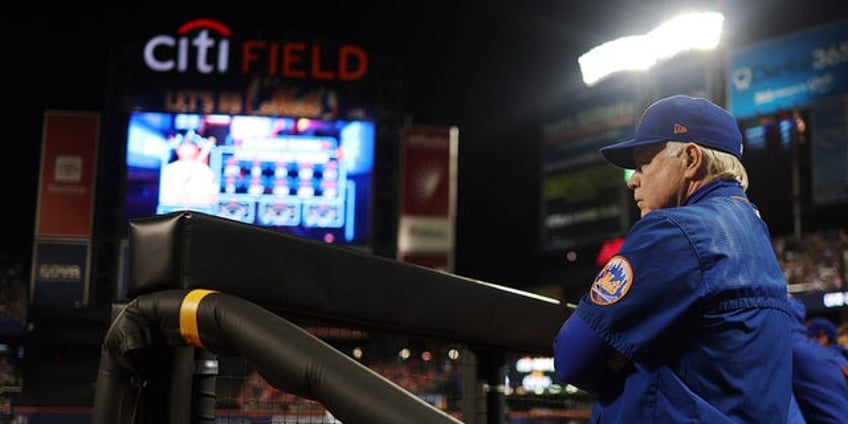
xmin=142 ymin=18 xmax=368 ymax=80
xmin=144 ymin=18 xmax=231 ymax=74
xmin=673 ymin=123 xmax=688 ymax=134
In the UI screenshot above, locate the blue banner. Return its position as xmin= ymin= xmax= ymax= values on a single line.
xmin=727 ymin=20 xmax=848 ymax=119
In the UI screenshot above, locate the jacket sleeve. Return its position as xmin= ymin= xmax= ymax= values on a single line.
xmin=553 ymin=312 xmax=624 ymax=394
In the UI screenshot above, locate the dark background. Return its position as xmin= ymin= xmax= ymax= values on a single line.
xmin=2 ymin=0 xmax=848 ymax=408
xmin=5 ymin=0 xmax=848 ymax=291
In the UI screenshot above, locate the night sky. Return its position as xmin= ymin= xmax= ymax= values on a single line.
xmin=5 ymin=1 xmax=848 ymax=295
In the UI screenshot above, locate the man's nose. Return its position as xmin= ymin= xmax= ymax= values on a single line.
xmin=626 ymin=173 xmax=638 ymax=189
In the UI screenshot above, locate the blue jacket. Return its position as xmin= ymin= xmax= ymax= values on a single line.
xmin=554 ymin=179 xmax=793 ymax=423
xmin=789 ymin=297 xmax=848 ymax=423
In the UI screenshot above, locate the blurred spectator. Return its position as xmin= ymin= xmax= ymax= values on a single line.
xmin=0 ymin=257 xmax=26 ymax=333
xmin=236 ymin=370 xmax=297 ymax=411
xmin=789 ymin=297 xmax=848 ymax=423
xmin=773 ymin=228 xmax=847 ymax=292
xmin=808 ymin=317 xmax=848 ymax=361
xmin=837 ymin=322 xmax=848 ymax=351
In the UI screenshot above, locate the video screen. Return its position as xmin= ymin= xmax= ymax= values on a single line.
xmin=125 ymin=111 xmax=375 ymax=247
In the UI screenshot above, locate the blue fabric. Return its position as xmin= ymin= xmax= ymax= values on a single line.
xmin=553 ymin=314 xmax=620 ymax=394
xmin=789 ymin=297 xmax=848 ymax=423
xmin=788 ymin=394 xmax=808 ymax=424
xmin=554 ymin=179 xmax=793 ymax=423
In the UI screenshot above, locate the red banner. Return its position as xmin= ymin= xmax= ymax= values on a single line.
xmin=397 ymin=126 xmax=458 ymax=272
xmin=35 ymin=112 xmax=100 ymax=239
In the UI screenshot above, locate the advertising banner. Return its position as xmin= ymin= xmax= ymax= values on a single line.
xmin=30 ymin=240 xmax=90 ymax=306
xmin=541 ymin=77 xmax=640 ymax=172
xmin=126 ymin=17 xmax=377 ymax=120
xmin=117 ymin=16 xmax=392 ymax=252
xmin=727 ymin=20 xmax=848 ymax=119
xmin=541 ymin=164 xmax=627 ymax=250
xmin=396 ymin=126 xmax=458 ymax=272
xmin=540 ymin=80 xmax=638 ymax=250
xmin=808 ymin=98 xmax=848 ymax=205
xmin=794 ymin=289 xmax=848 ymax=315
xmin=35 ymin=111 xmax=100 ymax=239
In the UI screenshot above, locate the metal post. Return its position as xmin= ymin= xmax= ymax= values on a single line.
xmin=476 ymin=348 xmax=507 ymax=424
xmin=192 ymin=349 xmax=219 ymax=424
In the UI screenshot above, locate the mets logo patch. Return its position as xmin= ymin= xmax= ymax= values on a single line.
xmin=590 ymin=255 xmax=633 ymax=305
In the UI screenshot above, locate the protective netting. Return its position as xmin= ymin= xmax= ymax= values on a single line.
xmin=210 ymin=321 xmax=593 ymax=423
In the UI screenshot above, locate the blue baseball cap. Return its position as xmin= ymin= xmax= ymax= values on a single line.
xmin=807 ymin=317 xmax=838 ymax=343
xmin=600 ymin=95 xmax=743 ymax=169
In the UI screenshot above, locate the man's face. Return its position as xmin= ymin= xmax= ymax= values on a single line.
xmin=177 ymin=142 xmax=200 ymax=160
xmin=810 ymin=332 xmax=830 ymax=347
xmin=626 ymin=143 xmax=688 ymax=217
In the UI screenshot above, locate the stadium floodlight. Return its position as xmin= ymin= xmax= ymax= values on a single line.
xmin=578 ymin=11 xmax=724 ymax=87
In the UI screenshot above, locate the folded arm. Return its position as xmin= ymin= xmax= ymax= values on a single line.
xmin=553 ymin=313 xmax=629 ymax=394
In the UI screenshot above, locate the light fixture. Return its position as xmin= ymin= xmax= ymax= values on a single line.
xmin=578 ymin=12 xmax=724 ymax=86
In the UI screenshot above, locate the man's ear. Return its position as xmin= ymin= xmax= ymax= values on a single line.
xmin=683 ymin=143 xmax=704 ymax=179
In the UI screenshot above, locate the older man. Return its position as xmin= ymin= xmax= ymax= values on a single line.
xmin=553 ymin=95 xmax=794 ymax=423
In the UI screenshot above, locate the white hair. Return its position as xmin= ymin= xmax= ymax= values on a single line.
xmin=665 ymin=141 xmax=749 ymax=191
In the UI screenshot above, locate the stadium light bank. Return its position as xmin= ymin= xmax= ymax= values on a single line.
xmin=578 ymin=12 xmax=724 ymax=87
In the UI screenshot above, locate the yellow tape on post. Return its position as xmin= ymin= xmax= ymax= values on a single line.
xmin=179 ymin=289 xmax=217 ymax=348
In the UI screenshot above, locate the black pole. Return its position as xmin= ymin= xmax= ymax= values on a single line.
xmin=477 ymin=348 xmax=507 ymax=424
xmin=192 ymin=349 xmax=219 ymax=424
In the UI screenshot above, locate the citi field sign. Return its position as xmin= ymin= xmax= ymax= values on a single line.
xmin=142 ymin=18 xmax=368 ymax=81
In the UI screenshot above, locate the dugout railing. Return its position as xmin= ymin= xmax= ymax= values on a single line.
xmin=91 ymin=211 xmax=577 ymax=424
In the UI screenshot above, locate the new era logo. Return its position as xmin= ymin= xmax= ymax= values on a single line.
xmin=673 ymin=124 xmax=688 ymax=134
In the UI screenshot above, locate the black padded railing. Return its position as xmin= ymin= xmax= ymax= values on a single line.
xmin=93 ymin=211 xmax=573 ymax=423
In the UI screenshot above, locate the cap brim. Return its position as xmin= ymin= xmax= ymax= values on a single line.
xmin=599 ymin=137 xmax=666 ymax=169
